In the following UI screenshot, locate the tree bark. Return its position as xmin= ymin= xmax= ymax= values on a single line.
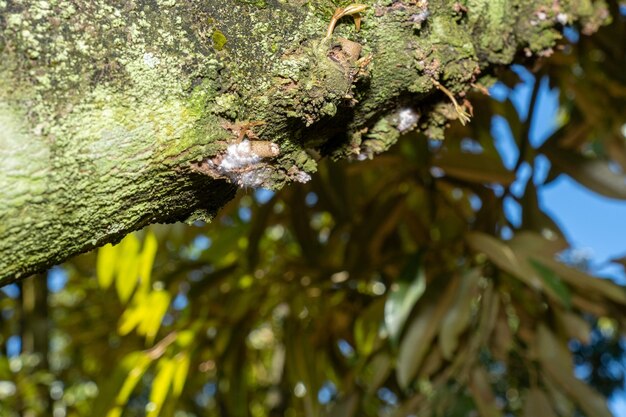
xmin=0 ymin=0 xmax=609 ymax=283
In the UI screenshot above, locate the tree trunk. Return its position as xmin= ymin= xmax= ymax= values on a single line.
xmin=0 ymin=0 xmax=609 ymax=283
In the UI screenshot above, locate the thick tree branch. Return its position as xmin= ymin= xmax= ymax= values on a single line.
xmin=0 ymin=0 xmax=608 ymax=283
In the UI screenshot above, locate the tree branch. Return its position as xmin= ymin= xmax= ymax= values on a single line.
xmin=0 ymin=0 xmax=610 ymax=283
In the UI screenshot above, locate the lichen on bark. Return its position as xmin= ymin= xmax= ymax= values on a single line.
xmin=0 ymin=0 xmax=609 ymax=283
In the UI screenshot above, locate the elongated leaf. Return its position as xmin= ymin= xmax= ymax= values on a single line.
xmin=118 ymin=294 xmax=146 ymax=336
xmin=556 ymin=309 xmax=591 ymax=344
xmin=467 ymin=232 xmax=573 ymax=306
xmin=147 ymin=358 xmax=176 ymax=417
xmin=508 ymin=231 xmax=568 ymax=257
xmin=93 ymin=351 xmax=152 ymax=417
xmin=364 ymin=353 xmax=392 ymax=395
xmin=434 ymin=151 xmax=516 ymax=185
xmin=523 ymin=389 xmax=558 ymax=417
xmin=115 ymin=234 xmax=141 ymax=304
xmin=139 ymin=290 xmax=171 ymax=343
xmin=396 ymin=302 xmax=436 ymax=389
xmin=491 ymin=316 xmax=513 ymax=361
xmin=285 ymin=323 xmax=321 ymax=417
xmin=384 ymin=253 xmax=426 ymax=346
xmin=327 ymin=393 xmax=359 ymax=417
xmin=542 ymin=145 xmax=626 ymax=199
xmin=138 ymin=231 xmax=158 ymax=293
xmin=528 ymin=259 xmax=572 ymax=308
xmin=439 ymin=269 xmax=480 ymax=359
xmin=537 ymin=326 xmax=612 ymax=417
xmin=533 ymin=256 xmax=626 ymax=305
xmin=469 ymin=366 xmax=502 ymax=417
xmin=97 ymin=244 xmax=117 ymax=289
xmin=354 ymin=298 xmax=384 ymax=356
xmin=172 ymin=353 xmax=191 ymax=397
xmin=466 ymin=233 xmax=542 ymax=290
xmin=396 ymin=277 xmax=459 ymax=389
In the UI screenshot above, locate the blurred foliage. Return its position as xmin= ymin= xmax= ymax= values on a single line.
xmin=2 ymin=2 xmax=626 ymax=417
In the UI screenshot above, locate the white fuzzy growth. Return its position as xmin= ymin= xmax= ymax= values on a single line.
xmin=143 ymin=52 xmax=160 ymax=68
xmin=207 ymin=140 xmax=310 ymax=188
xmin=292 ymin=171 xmax=312 ymax=183
xmin=396 ymin=108 xmax=420 ymax=132
xmin=236 ymin=166 xmax=275 ymax=188
xmin=219 ymin=140 xmax=263 ymax=170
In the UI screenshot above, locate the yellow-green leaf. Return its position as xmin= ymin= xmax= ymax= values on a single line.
xmin=138 ymin=231 xmax=158 ymax=293
xmin=97 ymin=244 xmax=117 ymax=289
xmin=172 ymin=353 xmax=191 ymax=397
xmin=138 ymin=290 xmax=171 ymax=343
xmin=115 ymin=234 xmax=141 ymax=304
xmin=104 ymin=352 xmax=152 ymax=417
xmin=354 ymin=298 xmax=384 ymax=356
xmin=118 ymin=294 xmax=147 ymax=336
xmin=147 ymin=358 xmax=177 ymax=417
xmin=90 ymin=351 xmax=152 ymax=417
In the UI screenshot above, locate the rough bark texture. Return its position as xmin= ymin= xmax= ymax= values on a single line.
xmin=0 ymin=0 xmax=608 ymax=283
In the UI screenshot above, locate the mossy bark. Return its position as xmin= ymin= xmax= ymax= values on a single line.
xmin=0 ymin=0 xmax=608 ymax=283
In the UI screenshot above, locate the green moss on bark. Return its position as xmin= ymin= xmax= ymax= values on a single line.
xmin=0 ymin=0 xmax=610 ymax=283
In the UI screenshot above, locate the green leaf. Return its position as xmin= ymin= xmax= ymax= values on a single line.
xmin=525 ymin=252 xmax=626 ymax=305
xmin=439 ymin=269 xmax=481 ymax=359
xmin=396 ymin=278 xmax=458 ymax=389
xmin=354 ymin=298 xmax=384 ymax=356
xmin=528 ymin=259 xmax=572 ymax=308
xmin=395 ymin=302 xmax=436 ymax=390
xmin=364 ymin=353 xmax=392 ymax=395
xmin=97 ymin=243 xmax=117 ymax=289
xmin=467 ymin=232 xmax=571 ymax=307
xmin=384 ymin=253 xmax=426 ymax=347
